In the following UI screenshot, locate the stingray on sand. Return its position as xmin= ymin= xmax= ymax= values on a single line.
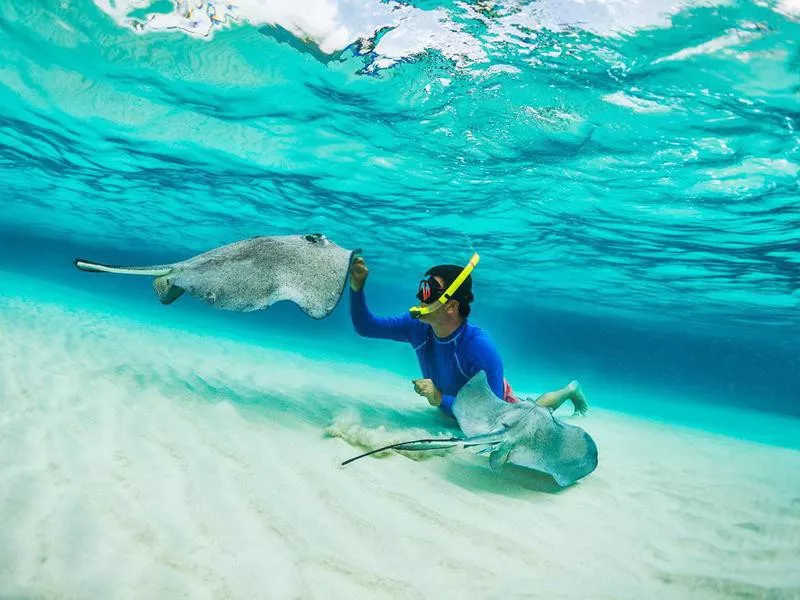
xmin=74 ymin=233 xmax=359 ymax=319
xmin=343 ymin=372 xmax=599 ymax=487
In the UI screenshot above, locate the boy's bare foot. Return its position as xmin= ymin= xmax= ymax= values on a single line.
xmin=567 ymin=380 xmax=588 ymax=416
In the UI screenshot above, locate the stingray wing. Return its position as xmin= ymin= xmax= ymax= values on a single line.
xmin=168 ymin=234 xmax=358 ymax=318
xmin=452 ymin=371 xmax=525 ymax=437
xmin=505 ymin=407 xmax=599 ymax=486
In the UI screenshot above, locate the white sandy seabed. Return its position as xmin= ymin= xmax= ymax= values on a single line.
xmin=0 ymin=272 xmax=798 ymax=600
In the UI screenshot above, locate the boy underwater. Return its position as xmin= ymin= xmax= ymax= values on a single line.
xmin=349 ymin=254 xmax=588 ymax=416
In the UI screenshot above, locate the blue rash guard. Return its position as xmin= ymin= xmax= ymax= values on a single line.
xmin=350 ymin=288 xmax=505 ymax=416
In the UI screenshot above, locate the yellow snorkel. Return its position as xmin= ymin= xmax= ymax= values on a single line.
xmin=409 ymin=253 xmax=480 ymax=319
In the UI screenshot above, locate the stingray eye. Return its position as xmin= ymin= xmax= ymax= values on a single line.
xmin=304 ymin=233 xmax=326 ymax=244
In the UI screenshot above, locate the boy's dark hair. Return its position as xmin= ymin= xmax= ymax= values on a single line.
xmin=425 ymin=264 xmax=474 ymax=318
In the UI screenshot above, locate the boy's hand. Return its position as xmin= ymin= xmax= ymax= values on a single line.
xmin=412 ymin=378 xmax=442 ymax=407
xmin=350 ymin=257 xmax=369 ymax=292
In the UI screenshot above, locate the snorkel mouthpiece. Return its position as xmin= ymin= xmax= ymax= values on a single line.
xmin=408 ymin=253 xmax=479 ymax=318
xmin=409 ymin=303 xmax=434 ymax=319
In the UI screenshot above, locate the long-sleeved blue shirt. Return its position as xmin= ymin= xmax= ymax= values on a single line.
xmin=350 ymin=288 xmax=505 ymax=416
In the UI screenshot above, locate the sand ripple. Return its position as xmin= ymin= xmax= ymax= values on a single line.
xmin=0 ymin=288 xmax=798 ymax=599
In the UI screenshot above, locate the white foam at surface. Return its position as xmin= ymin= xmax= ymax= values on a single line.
xmin=468 ymin=0 xmax=727 ymax=49
xmin=653 ymin=27 xmax=763 ymax=64
xmin=92 ymin=0 xmax=488 ymax=68
xmin=776 ymin=0 xmax=800 ymax=17
xmin=90 ymin=0 xmax=765 ymax=71
xmin=603 ymin=91 xmax=673 ymax=113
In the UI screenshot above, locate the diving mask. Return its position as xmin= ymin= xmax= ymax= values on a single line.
xmin=409 ymin=253 xmax=480 ymax=319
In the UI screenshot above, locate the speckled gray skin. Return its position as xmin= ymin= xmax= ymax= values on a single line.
xmin=453 ymin=372 xmax=598 ymax=486
xmin=74 ymin=234 xmax=359 ymax=319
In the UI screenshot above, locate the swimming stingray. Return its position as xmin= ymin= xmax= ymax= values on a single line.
xmin=74 ymin=233 xmax=359 ymax=319
xmin=342 ymin=372 xmax=598 ymax=486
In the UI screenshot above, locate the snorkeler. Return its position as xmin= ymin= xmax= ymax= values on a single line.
xmin=349 ymin=254 xmax=588 ymax=417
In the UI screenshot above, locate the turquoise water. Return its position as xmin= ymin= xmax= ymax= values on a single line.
xmin=2 ymin=4 xmax=800 ymax=596
xmin=1 ymin=0 xmax=798 ymax=423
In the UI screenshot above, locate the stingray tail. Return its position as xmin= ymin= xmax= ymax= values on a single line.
xmin=74 ymin=258 xmax=172 ymax=277
xmin=341 ymin=434 xmax=504 ymax=467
